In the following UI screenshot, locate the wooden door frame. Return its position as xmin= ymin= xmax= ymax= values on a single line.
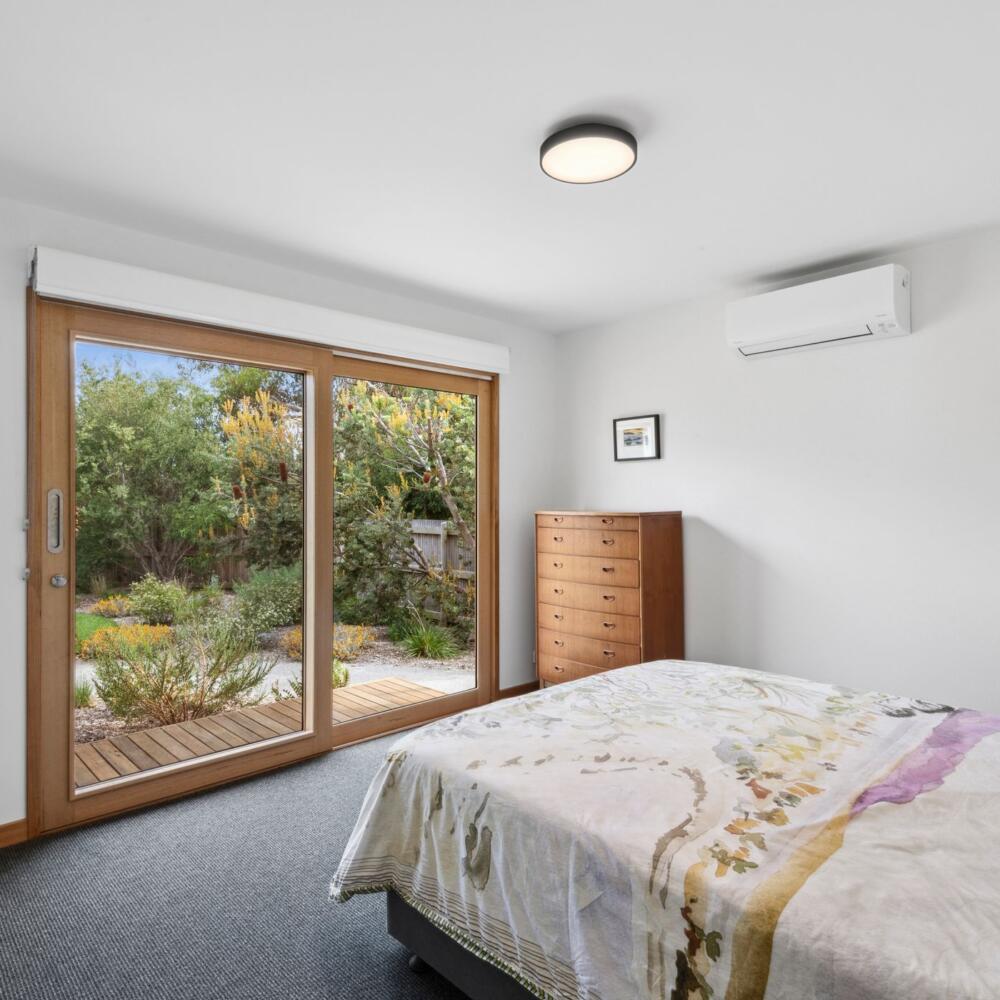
xmin=25 ymin=294 xmax=499 ymax=837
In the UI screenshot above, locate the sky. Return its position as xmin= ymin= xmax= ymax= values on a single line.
xmin=75 ymin=340 xmax=215 ymax=384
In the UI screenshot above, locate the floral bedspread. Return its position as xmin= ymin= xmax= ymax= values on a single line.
xmin=332 ymin=660 xmax=1000 ymax=999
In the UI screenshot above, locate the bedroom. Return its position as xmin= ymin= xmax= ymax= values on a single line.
xmin=1 ymin=3 xmax=998 ymax=999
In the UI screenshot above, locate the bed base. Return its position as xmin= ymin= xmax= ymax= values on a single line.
xmin=386 ymin=890 xmax=536 ymax=999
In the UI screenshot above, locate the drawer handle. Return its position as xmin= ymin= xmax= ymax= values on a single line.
xmin=602 ymin=622 xmax=616 ymax=630
xmin=553 ymin=587 xmax=564 ymax=595
xmin=602 ymin=566 xmax=614 ymax=573
xmin=553 ymin=516 xmax=564 ymax=523
xmin=553 ymin=561 xmax=564 ymax=569
xmin=602 ymin=595 xmax=615 ymax=602
xmin=603 ymin=649 xmax=616 ymax=657
xmin=553 ymin=613 xmax=564 ymax=621
xmin=553 ymin=535 xmax=564 ymax=542
xmin=602 ymin=538 xmax=615 ymax=546
xmin=602 ymin=517 xmax=614 ymax=525
xmin=553 ymin=663 xmax=565 ymax=672
xmin=553 ymin=639 xmax=565 ymax=647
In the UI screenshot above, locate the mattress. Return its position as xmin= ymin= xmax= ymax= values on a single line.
xmin=332 ymin=660 xmax=1000 ymax=999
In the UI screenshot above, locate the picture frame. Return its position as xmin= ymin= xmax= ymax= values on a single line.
xmin=613 ymin=414 xmax=660 ymax=462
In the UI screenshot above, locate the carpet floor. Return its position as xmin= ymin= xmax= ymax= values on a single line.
xmin=0 ymin=735 xmax=468 ymax=1000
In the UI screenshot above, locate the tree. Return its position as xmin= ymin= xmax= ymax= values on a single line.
xmin=75 ymin=365 xmax=233 ymax=585
xmin=218 ymin=388 xmax=304 ymax=569
xmin=331 ymin=379 xmax=477 ymax=625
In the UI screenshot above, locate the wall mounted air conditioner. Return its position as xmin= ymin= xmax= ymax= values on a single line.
xmin=726 ymin=264 xmax=910 ymax=358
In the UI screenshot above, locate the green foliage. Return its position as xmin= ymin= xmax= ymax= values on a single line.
xmin=272 ymin=659 xmax=349 ymax=701
xmin=75 ymin=612 xmax=116 ymax=655
xmin=397 ymin=613 xmax=460 ymax=659
xmin=218 ymin=388 xmax=304 ymax=570
xmin=413 ymin=570 xmax=475 ymax=643
xmin=74 ymin=365 xmax=233 ymax=586
xmin=129 ymin=575 xmax=189 ymax=625
xmin=74 ymin=679 xmax=94 ymax=710
xmin=91 ymin=594 xmax=132 ymax=618
xmin=332 ymin=380 xmax=477 ymax=627
xmin=234 ymin=563 xmax=303 ymax=635
xmin=93 ymin=611 xmax=274 ymax=725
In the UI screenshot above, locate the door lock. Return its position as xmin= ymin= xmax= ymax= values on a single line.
xmin=50 ymin=575 xmax=68 ymax=588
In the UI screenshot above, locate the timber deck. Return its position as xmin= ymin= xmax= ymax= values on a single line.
xmin=74 ymin=676 xmax=444 ymax=789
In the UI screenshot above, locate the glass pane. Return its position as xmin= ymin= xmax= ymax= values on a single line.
xmin=72 ymin=341 xmax=305 ymax=789
xmin=331 ymin=377 xmax=477 ymax=722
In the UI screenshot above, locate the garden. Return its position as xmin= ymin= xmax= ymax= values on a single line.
xmin=73 ymin=345 xmax=476 ymax=750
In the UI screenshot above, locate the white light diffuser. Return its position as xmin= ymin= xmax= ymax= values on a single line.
xmin=540 ymin=123 xmax=637 ymax=184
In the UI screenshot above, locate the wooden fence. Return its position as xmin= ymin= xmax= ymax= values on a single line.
xmin=408 ymin=519 xmax=475 ymax=579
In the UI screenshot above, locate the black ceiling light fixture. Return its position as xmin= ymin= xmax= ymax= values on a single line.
xmin=539 ymin=122 xmax=637 ymax=184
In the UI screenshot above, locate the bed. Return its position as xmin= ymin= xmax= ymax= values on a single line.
xmin=331 ymin=660 xmax=1000 ymax=999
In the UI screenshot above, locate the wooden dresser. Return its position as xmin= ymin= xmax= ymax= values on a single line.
xmin=535 ymin=511 xmax=684 ymax=686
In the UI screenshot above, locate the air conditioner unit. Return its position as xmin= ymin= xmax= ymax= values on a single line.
xmin=726 ymin=264 xmax=910 ymax=358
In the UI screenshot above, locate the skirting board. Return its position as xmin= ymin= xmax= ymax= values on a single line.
xmin=0 ymin=819 xmax=28 ymax=849
xmin=497 ymin=681 xmax=539 ymax=699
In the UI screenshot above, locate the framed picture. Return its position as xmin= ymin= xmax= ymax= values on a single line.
xmin=613 ymin=414 xmax=660 ymax=462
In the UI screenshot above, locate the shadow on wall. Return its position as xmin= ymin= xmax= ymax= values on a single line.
xmin=682 ymin=516 xmax=764 ymax=671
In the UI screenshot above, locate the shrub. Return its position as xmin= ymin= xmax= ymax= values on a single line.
xmin=129 ymin=575 xmax=189 ymax=625
xmin=80 ymin=623 xmax=171 ymax=661
xmin=76 ymin=612 xmax=115 ymax=655
xmin=74 ymin=679 xmax=94 ymax=709
xmin=272 ymin=660 xmax=349 ymax=701
xmin=89 ymin=573 xmax=111 ymax=599
xmin=333 ymin=623 xmax=375 ymax=661
xmin=235 ymin=563 xmax=303 ymax=636
xmin=91 ymin=594 xmax=132 ymax=618
xmin=93 ymin=612 xmax=274 ymax=725
xmin=397 ymin=613 xmax=459 ymax=659
xmin=278 ymin=623 xmax=374 ymax=662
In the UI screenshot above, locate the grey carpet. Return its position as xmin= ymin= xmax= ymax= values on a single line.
xmin=0 ymin=735 xmax=469 ymax=1000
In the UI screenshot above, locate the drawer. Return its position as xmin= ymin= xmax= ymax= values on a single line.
xmin=538 ymin=628 xmax=641 ymax=669
xmin=537 ymin=578 xmax=641 ymax=616
xmin=536 ymin=527 xmax=639 ymax=559
xmin=538 ymin=654 xmax=607 ymax=685
xmin=537 ymin=553 xmax=640 ymax=588
xmin=537 ymin=513 xmax=640 ymax=532
xmin=539 ymin=603 xmax=641 ymax=645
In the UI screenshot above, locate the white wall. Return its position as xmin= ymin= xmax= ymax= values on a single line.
xmin=559 ymin=228 xmax=1000 ymax=715
xmin=0 ymin=196 xmax=561 ymax=826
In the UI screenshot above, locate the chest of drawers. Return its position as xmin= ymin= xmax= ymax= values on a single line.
xmin=534 ymin=511 xmax=684 ymax=686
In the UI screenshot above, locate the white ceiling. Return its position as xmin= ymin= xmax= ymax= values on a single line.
xmin=2 ymin=1 xmax=999 ymax=332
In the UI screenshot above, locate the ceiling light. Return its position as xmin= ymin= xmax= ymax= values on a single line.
xmin=539 ymin=123 xmax=637 ymax=184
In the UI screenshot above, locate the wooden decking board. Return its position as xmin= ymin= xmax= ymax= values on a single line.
xmin=128 ymin=730 xmax=180 ymax=767
xmin=145 ymin=727 xmax=196 ymax=762
xmin=226 ymin=711 xmax=277 ymax=741
xmin=90 ymin=738 xmax=140 ymax=776
xmin=74 ymin=742 xmax=119 ymax=783
xmin=176 ymin=720 xmax=230 ymax=753
xmin=73 ymin=678 xmax=447 ymax=789
xmin=194 ymin=716 xmax=248 ymax=749
xmin=240 ymin=706 xmax=297 ymax=736
xmin=74 ymin=756 xmax=98 ymax=788
xmin=265 ymin=701 xmax=302 ymax=725
xmin=330 ymin=688 xmax=389 ymax=715
xmin=110 ymin=734 xmax=161 ymax=771
xmin=211 ymin=714 xmax=264 ymax=745
xmin=161 ymin=723 xmax=215 ymax=757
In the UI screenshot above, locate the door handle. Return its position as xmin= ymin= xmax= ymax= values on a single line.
xmin=46 ymin=489 xmax=64 ymax=554
xmin=50 ymin=575 xmax=68 ymax=588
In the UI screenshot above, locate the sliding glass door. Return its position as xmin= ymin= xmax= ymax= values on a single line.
xmin=27 ymin=299 xmax=495 ymax=835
